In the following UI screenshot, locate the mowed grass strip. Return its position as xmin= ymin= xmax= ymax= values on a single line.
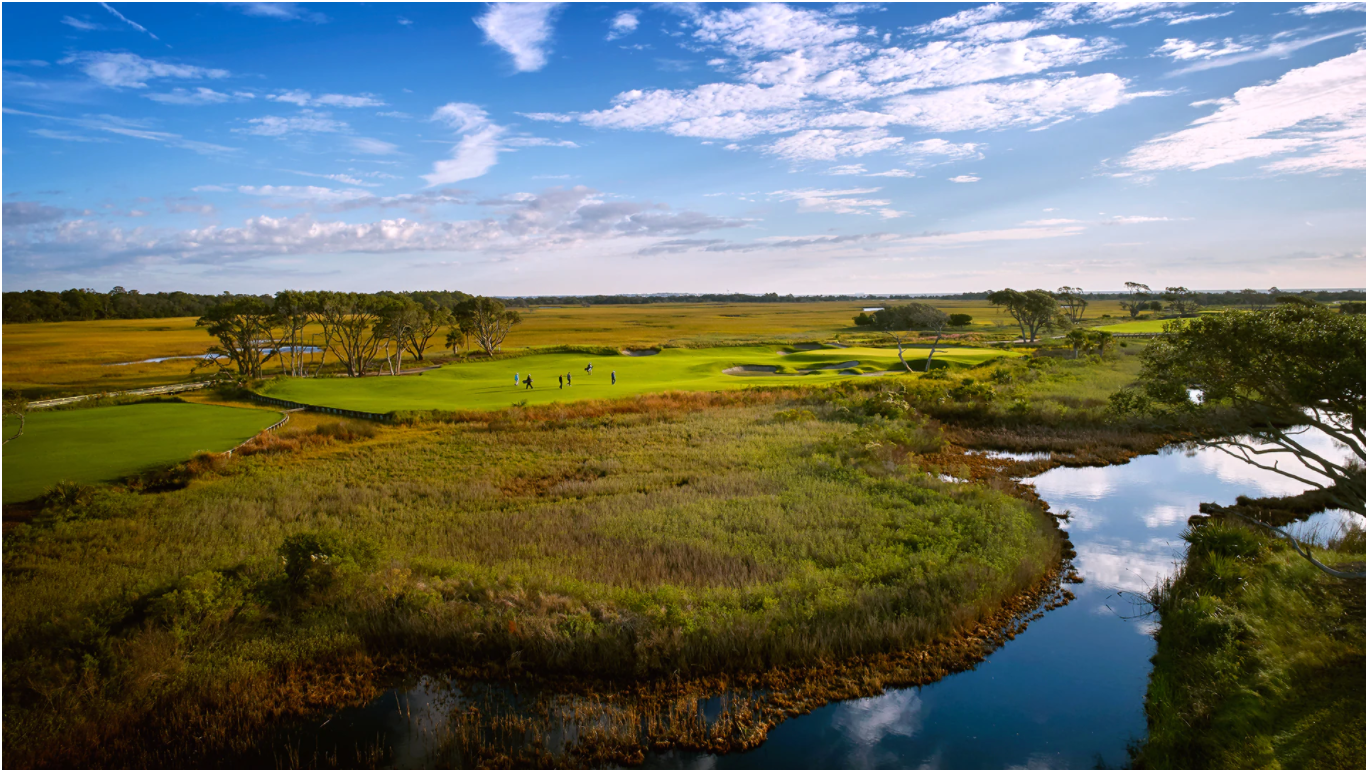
xmin=262 ymin=344 xmax=1019 ymax=413
xmin=2 ymin=402 xmax=282 ymax=502
xmin=1093 ymin=318 xmax=1191 ymax=334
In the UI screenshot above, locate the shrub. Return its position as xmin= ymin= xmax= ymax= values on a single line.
xmin=948 ymin=313 xmax=973 ymax=327
xmin=279 ymin=531 xmax=380 ymax=593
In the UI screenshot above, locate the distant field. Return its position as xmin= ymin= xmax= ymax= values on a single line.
xmin=263 ymin=344 xmax=1020 ymax=414
xmin=2 ymin=402 xmax=281 ymax=503
xmin=1 ymin=299 xmax=1127 ymax=399
xmin=1093 ymin=318 xmax=1191 ymax=333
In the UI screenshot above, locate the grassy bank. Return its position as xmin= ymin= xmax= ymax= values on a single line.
xmin=1136 ymin=517 xmax=1365 ymax=769
xmin=2 ymin=387 xmax=1064 ymax=767
xmin=2 ymin=400 xmax=283 ymax=502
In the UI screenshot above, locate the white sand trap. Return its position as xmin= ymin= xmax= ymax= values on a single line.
xmin=723 ymin=365 xmax=781 ymax=376
xmin=620 ymin=349 xmax=659 ymax=356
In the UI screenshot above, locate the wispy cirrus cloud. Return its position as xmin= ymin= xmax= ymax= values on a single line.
xmin=1124 ymin=49 xmax=1365 ymax=174
xmin=267 ymin=89 xmax=386 ymax=108
xmin=476 ymin=3 xmax=563 ymax=72
xmin=61 ymin=51 xmax=229 ymax=89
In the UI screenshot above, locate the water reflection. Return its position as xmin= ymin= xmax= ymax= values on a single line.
xmin=280 ymin=432 xmax=1359 ymax=769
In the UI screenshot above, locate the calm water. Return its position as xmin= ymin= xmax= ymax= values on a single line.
xmin=276 ymin=433 xmax=1357 ymax=769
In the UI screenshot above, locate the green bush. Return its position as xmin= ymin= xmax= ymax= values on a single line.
xmin=279 ymin=530 xmax=380 ymax=592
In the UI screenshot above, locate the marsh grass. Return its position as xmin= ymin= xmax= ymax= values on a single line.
xmin=1135 ymin=518 xmax=1365 ymax=769
xmin=2 ymin=387 xmax=1064 ymax=767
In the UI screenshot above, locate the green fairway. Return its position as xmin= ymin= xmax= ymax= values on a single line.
xmin=2 ymin=402 xmax=282 ymax=503
xmin=1093 ymin=318 xmax=1191 ymax=333
xmin=261 ymin=344 xmax=1019 ymax=413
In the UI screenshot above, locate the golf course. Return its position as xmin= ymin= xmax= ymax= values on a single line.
xmin=259 ymin=343 xmax=1019 ymax=413
xmin=2 ymin=401 xmax=282 ymax=503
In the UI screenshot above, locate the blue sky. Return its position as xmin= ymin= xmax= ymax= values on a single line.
xmin=3 ymin=1 xmax=1365 ymax=295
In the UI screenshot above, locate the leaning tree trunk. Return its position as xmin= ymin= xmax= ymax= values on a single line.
xmin=923 ymin=329 xmax=943 ymax=373
xmin=891 ymin=333 xmax=913 ymax=372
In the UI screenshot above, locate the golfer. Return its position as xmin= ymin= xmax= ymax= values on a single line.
xmin=524 ymin=375 xmax=533 ymax=389
xmin=559 ymin=375 xmax=564 ymax=389
xmin=611 ymin=370 xmax=616 ymax=385
xmin=514 ymin=372 xmax=520 ymax=387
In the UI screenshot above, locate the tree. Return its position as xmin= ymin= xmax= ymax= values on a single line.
xmin=1084 ymin=329 xmax=1113 ymax=356
xmin=464 ymin=297 xmax=522 ymax=356
xmin=1064 ymin=328 xmax=1088 ymax=359
xmin=1276 ymin=294 xmax=1320 ymax=308
xmin=1055 ymin=286 xmax=1089 ymax=324
xmin=196 ymin=295 xmax=278 ymax=378
xmin=948 ymin=313 xmax=972 ymax=327
xmin=987 ymin=288 xmax=1061 ymax=342
xmin=1135 ymin=307 xmax=1365 ymax=575
xmin=870 ymin=302 xmax=949 ymax=372
xmin=272 ymin=290 xmax=312 ymax=377
xmin=404 ymin=302 xmax=451 ymax=361
xmin=1341 ymin=301 xmax=1366 ymax=315
xmin=1120 ymin=282 xmax=1152 ymax=319
xmin=4 ymin=390 xmax=29 ymax=446
xmin=309 ymin=292 xmax=386 ymax=376
xmin=375 ymin=298 xmax=420 ymax=375
xmin=853 ymin=312 xmax=874 ymax=327
xmin=1164 ymin=286 xmax=1201 ymax=316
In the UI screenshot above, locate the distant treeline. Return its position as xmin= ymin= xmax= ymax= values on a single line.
xmin=1 ymin=287 xmax=473 ymax=324
xmin=4 ymin=286 xmax=1363 ymax=324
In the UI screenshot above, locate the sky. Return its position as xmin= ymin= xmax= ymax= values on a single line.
xmin=2 ymin=1 xmax=1365 ymax=295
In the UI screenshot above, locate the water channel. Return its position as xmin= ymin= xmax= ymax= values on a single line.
xmin=273 ymin=432 xmax=1357 ymax=769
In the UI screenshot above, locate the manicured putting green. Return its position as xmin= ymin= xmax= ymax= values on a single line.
xmin=262 ymin=344 xmax=1018 ymax=414
xmin=2 ymin=402 xmax=282 ymax=503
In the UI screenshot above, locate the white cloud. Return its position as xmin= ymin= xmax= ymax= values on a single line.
xmin=1169 ymin=29 xmax=1363 ymax=74
xmin=862 ymin=35 xmax=1121 ymax=96
xmin=231 ymin=3 xmax=328 ymax=23
xmin=237 ymin=184 xmax=372 ymax=203
xmin=424 ymin=102 xmax=504 ymax=185
xmin=948 ymin=175 xmax=980 ymax=183
xmin=1020 ymin=218 xmax=1080 ymax=226
xmin=238 ymin=112 xmax=348 ymax=136
xmin=61 ymin=16 xmax=101 ymax=31
xmin=694 ymin=4 xmax=863 ymax=56
xmin=145 ymin=87 xmax=254 ymax=105
xmin=1123 ymin=50 xmax=1365 ymax=174
xmin=912 ymin=4 xmax=1010 ymax=36
xmin=903 ymin=138 xmax=983 ymax=166
xmin=61 ymin=52 xmax=229 ymax=89
xmin=1292 ymin=2 xmax=1366 ymax=14
xmin=1101 ymin=215 xmax=1175 ymax=224
xmin=770 ymin=187 xmax=902 ymax=218
xmin=1164 ymin=11 xmax=1235 ymax=25
xmin=607 ymin=10 xmax=640 ymax=40
xmin=765 ymin=127 xmax=902 ymax=161
xmin=886 ymin=74 xmax=1160 ymax=133
xmin=3 ymin=186 xmax=745 ymax=270
xmin=4 ymin=106 xmax=236 ymax=154
xmin=476 ymin=2 xmax=562 ymax=72
xmin=349 ymin=137 xmax=399 ymax=155
xmin=827 ymin=164 xmax=867 ymax=175
xmin=1155 ymin=37 xmax=1252 ymax=61
xmin=954 ymin=20 xmax=1049 ymax=43
xmin=100 ymin=2 xmax=160 ymax=41
xmin=866 ymin=168 xmax=916 ymax=178
xmin=398 ymin=16 xmax=413 ymax=26
xmin=267 ymin=90 xmax=386 ymax=108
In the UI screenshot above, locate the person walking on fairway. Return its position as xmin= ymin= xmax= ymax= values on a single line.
xmin=524 ymin=374 xmax=533 ymax=389
xmin=585 ymin=362 xmax=593 ymax=375
xmin=559 ymin=374 xmax=564 ymax=389
xmin=611 ymin=370 xmax=616 ymax=385
xmin=566 ymin=372 xmax=572 ymax=386
xmin=514 ymin=372 xmax=519 ymax=387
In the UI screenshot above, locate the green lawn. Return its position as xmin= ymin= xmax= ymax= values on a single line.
xmin=262 ymin=344 xmax=1019 ymax=413
xmin=2 ymin=402 xmax=282 ymax=502
xmin=1093 ymin=318 xmax=1191 ymax=333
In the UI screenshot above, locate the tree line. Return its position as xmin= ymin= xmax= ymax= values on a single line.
xmin=197 ymin=291 xmax=520 ymax=379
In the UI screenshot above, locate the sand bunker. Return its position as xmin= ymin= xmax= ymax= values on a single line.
xmin=723 ymin=365 xmax=780 ymax=376
xmin=808 ymin=360 xmax=859 ymax=370
xmin=620 ymin=349 xmax=660 ymax=356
